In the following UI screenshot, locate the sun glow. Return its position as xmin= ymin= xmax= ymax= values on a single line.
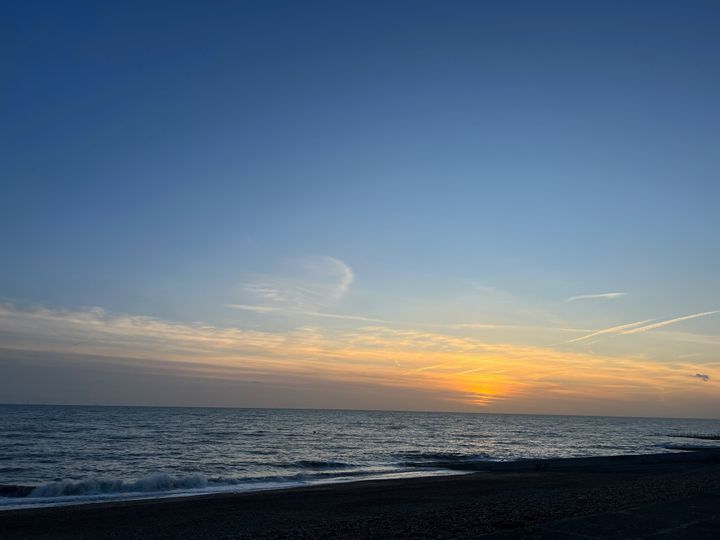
xmin=2 ymin=303 xmax=717 ymax=415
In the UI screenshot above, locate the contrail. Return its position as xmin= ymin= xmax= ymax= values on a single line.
xmin=457 ymin=368 xmax=506 ymax=375
xmin=565 ymin=292 xmax=626 ymax=303
xmin=621 ymin=311 xmax=719 ymax=335
xmin=226 ymin=304 xmax=386 ymax=323
xmin=403 ymin=362 xmax=454 ymax=375
xmin=565 ymin=319 xmax=654 ymax=344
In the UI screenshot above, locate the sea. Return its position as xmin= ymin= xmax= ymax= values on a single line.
xmin=1 ymin=404 xmax=719 ymax=510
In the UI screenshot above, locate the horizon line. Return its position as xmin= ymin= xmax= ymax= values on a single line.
xmin=1 ymin=401 xmax=717 ymax=422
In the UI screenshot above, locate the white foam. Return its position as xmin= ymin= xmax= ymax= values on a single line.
xmin=0 ymin=470 xmax=463 ymax=511
xmin=30 ymin=472 xmax=210 ymax=497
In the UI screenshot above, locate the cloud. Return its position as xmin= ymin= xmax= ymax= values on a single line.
xmin=226 ymin=304 xmax=386 ymax=323
xmin=469 ymin=283 xmax=501 ymax=295
xmin=431 ymin=322 xmax=521 ymax=330
xmin=456 ymin=367 xmax=506 ymax=375
xmin=0 ymin=303 xmax=286 ymax=359
xmin=621 ymin=311 xmax=719 ymax=335
xmin=429 ymin=322 xmax=588 ymax=335
xmin=694 ymin=373 xmax=710 ymax=382
xmin=565 ymin=319 xmax=654 ymax=344
xmin=402 ymin=362 xmax=456 ymax=374
xmin=565 ymin=292 xmax=627 ymax=303
xmin=3 ymin=302 xmax=720 ymax=415
xmin=565 ymin=311 xmax=719 ymax=345
xmin=240 ymin=256 xmax=354 ymax=311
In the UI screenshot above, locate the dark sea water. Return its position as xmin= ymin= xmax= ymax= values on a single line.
xmin=1 ymin=405 xmax=719 ymax=509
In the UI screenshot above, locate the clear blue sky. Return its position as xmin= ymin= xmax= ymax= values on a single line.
xmin=1 ymin=1 xmax=719 ymax=415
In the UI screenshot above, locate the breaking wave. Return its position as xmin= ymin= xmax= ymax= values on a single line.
xmin=30 ymin=473 xmax=210 ymax=498
xmin=394 ymin=451 xmax=496 ymax=470
xmin=661 ymin=442 xmax=720 ymax=451
xmin=6 ymin=468 xmax=400 ymax=502
xmin=285 ymin=460 xmax=357 ymax=469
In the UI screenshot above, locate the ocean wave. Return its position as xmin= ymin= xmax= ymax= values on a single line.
xmin=285 ymin=460 xmax=357 ymax=469
xmin=661 ymin=442 xmax=720 ymax=451
xmin=395 ymin=451 xmax=495 ymax=470
xmin=29 ymin=473 xmax=210 ymax=498
xmin=395 ymin=451 xmax=492 ymax=462
xmin=13 ymin=468 xmax=383 ymax=500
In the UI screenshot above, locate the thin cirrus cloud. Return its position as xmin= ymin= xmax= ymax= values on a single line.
xmin=564 ymin=292 xmax=627 ymax=303
xmin=566 ymin=310 xmax=719 ymax=344
xmin=240 ymin=256 xmax=354 ymax=311
xmin=1 ymin=302 xmax=719 ymax=414
xmin=620 ymin=311 xmax=719 ymax=335
xmin=226 ymin=304 xmax=386 ymax=323
xmin=230 ymin=256 xmax=381 ymax=323
xmin=564 ymin=319 xmax=654 ymax=344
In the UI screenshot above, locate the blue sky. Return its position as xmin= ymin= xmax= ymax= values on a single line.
xmin=1 ymin=1 xmax=719 ymax=415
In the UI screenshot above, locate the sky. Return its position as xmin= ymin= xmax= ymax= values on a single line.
xmin=1 ymin=1 xmax=719 ymax=417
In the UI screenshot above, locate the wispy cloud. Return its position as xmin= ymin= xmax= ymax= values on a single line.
xmin=239 ymin=256 xmax=354 ymax=311
xmin=565 ymin=319 xmax=654 ymax=344
xmin=402 ymin=362 xmax=456 ymax=375
xmin=226 ymin=304 xmax=386 ymax=323
xmin=456 ymin=367 xmax=506 ymax=375
xmin=565 ymin=292 xmax=627 ymax=303
xmin=428 ymin=322 xmax=589 ymax=334
xmin=565 ymin=310 xmax=719 ymax=345
xmin=3 ymin=302 xmax=719 ymax=415
xmin=423 ymin=322 xmax=521 ymax=330
xmin=621 ymin=311 xmax=719 ymax=335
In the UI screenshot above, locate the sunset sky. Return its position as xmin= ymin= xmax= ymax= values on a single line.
xmin=2 ymin=1 xmax=719 ymax=417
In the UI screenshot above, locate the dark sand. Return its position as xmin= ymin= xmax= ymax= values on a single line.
xmin=2 ymin=449 xmax=720 ymax=539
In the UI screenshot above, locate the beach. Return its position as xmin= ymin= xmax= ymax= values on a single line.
xmin=4 ymin=1 xmax=720 ymax=537
xmin=2 ymin=449 xmax=719 ymax=539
